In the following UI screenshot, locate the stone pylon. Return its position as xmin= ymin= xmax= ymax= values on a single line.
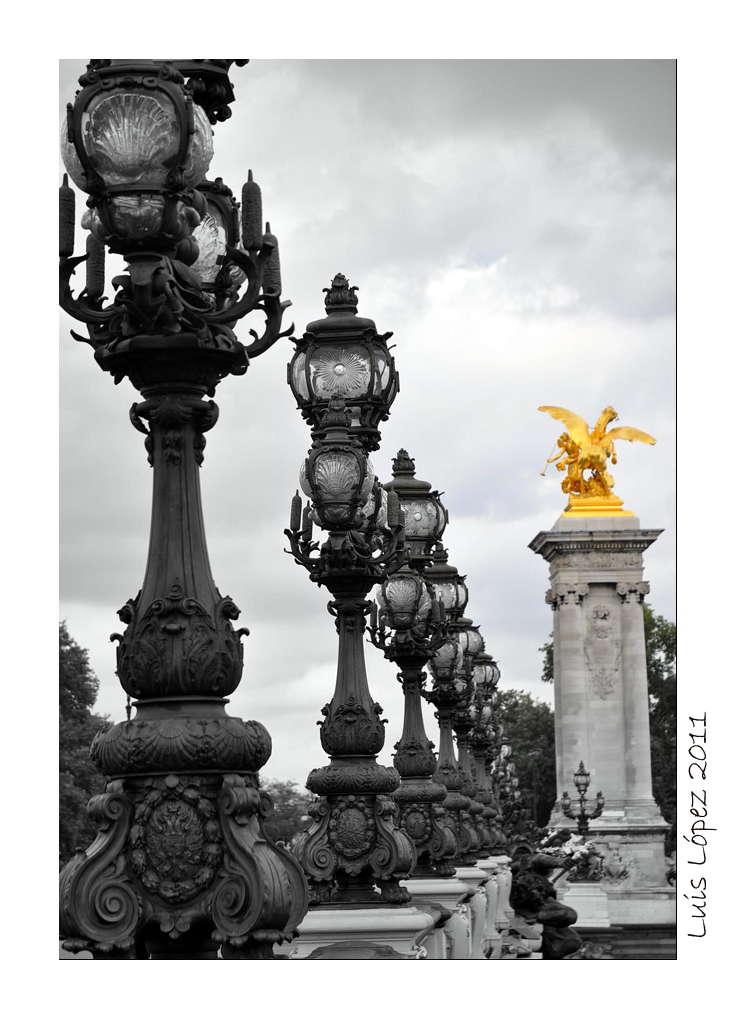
xmin=529 ymin=515 xmax=674 ymax=924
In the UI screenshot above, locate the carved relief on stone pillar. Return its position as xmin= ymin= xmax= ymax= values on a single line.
xmin=553 ymin=551 xmax=643 ymax=570
xmin=584 ymin=604 xmax=622 ymax=699
xmin=616 ymin=582 xmax=650 ymax=604
xmin=545 ymin=583 xmax=589 ymax=610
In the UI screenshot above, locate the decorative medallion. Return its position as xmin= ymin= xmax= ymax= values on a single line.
xmin=313 ymin=348 xmax=370 ymax=398
xmin=329 ymin=795 xmax=374 ymax=860
xmin=129 ymin=775 xmax=223 ymax=904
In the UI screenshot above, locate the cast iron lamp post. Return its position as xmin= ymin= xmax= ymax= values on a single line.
xmin=453 ymin=620 xmax=492 ymax=856
xmin=285 ymin=278 xmax=415 ymax=906
xmin=367 ymin=561 xmax=458 ymax=878
xmin=58 ymin=59 xmax=307 ymax=959
xmin=561 ymin=762 xmax=605 ymax=837
xmin=422 ymin=546 xmax=483 ymax=865
xmin=468 ymin=651 xmax=504 ymax=851
xmin=364 ymin=450 xmax=457 ymax=877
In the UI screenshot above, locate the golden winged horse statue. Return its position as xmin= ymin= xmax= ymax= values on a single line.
xmin=539 ymin=406 xmax=656 ymax=516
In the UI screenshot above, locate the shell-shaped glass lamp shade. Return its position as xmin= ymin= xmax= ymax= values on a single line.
xmin=313 ymin=452 xmax=360 ymax=499
xmin=61 ymin=92 xmax=213 ymax=192
xmin=191 ymin=209 xmax=227 ymax=284
xmin=300 ymin=452 xmax=374 ymax=530
xmin=428 ymin=638 xmax=464 ymax=682
xmin=377 ymin=573 xmax=432 ymax=630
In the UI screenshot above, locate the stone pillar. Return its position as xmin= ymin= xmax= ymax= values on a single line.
xmin=530 ymin=516 xmax=674 ymax=923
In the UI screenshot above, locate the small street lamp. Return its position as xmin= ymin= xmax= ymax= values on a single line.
xmin=560 ymin=761 xmax=605 ymax=836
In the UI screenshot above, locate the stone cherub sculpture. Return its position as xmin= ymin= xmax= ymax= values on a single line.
xmin=539 ymin=405 xmax=655 ymax=515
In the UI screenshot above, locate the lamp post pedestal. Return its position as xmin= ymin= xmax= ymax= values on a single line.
xmin=400 ymin=877 xmax=473 ymax=959
xmin=273 ymin=904 xmax=437 ymax=959
xmin=474 ymin=857 xmax=503 ymax=958
xmin=453 ymin=866 xmax=490 ymax=960
xmin=59 ymin=389 xmax=308 ymax=959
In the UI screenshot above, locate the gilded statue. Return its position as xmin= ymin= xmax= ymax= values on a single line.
xmin=539 ymin=406 xmax=655 ymax=516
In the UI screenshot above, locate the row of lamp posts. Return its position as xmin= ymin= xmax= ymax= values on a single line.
xmin=283 ymin=274 xmax=535 ymax=957
xmin=58 ymin=58 xmax=544 ymax=960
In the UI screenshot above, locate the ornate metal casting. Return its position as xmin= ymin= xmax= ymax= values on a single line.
xmin=59 ymin=58 xmax=308 ymax=960
xmin=286 ymin=282 xmax=415 ymax=907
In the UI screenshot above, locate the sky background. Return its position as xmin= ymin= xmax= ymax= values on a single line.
xmin=59 ymin=58 xmax=675 ymax=789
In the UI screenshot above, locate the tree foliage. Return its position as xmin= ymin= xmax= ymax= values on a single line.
xmin=643 ymin=603 xmax=676 ymax=852
xmin=539 ymin=633 xmax=554 ymax=683
xmin=259 ymin=777 xmax=313 ymax=845
xmin=495 ymin=689 xmax=557 ymax=827
xmin=59 ymin=622 xmax=108 ymax=868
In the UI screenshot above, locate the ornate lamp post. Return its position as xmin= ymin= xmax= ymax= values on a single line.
xmin=367 ymin=563 xmax=458 ymax=878
xmin=363 ymin=450 xmax=457 ymax=877
xmin=453 ymin=620 xmax=492 ymax=856
xmin=417 ymin=546 xmax=476 ymax=860
xmin=59 ymin=59 xmax=307 ymax=960
xmin=469 ymin=651 xmax=503 ymax=850
xmin=285 ymin=279 xmax=415 ymax=908
xmin=561 ymin=762 xmax=605 ymax=837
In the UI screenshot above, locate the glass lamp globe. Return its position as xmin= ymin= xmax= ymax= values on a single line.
xmin=288 ymin=274 xmax=398 ymax=452
xmin=428 ymin=637 xmax=464 ymax=683
xmin=383 ymin=450 xmax=447 ymax=564
xmin=377 ymin=571 xmax=432 ymax=631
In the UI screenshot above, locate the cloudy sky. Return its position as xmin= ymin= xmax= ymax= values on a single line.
xmin=59 ymin=59 xmax=675 ymax=789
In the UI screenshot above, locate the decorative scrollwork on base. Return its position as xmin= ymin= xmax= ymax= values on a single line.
xmin=291 ymin=792 xmax=416 ymax=906
xmin=59 ymin=781 xmax=141 ymax=954
xmin=59 ymin=773 xmax=309 ymax=958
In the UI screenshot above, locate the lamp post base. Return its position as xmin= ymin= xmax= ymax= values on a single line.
xmin=401 ymin=877 xmax=473 ymax=959
xmin=273 ymin=905 xmax=436 ymax=959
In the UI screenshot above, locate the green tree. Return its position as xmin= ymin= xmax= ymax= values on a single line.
xmin=495 ymin=690 xmax=557 ymax=827
xmin=59 ymin=622 xmax=108 ymax=868
xmin=259 ymin=778 xmax=313 ymax=845
xmin=643 ymin=603 xmax=676 ymax=853
xmin=540 ymin=632 xmax=554 ymax=683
